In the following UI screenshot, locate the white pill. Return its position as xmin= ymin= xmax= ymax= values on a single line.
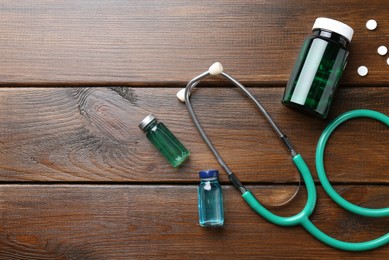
xmin=357 ymin=66 xmax=368 ymax=76
xmin=387 ymin=57 xmax=389 ymax=66
xmin=377 ymin=46 xmax=388 ymax=56
xmin=366 ymin=19 xmax=377 ymax=30
xmin=176 ymin=88 xmax=186 ymax=102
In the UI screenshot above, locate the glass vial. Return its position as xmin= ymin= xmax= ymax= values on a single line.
xmin=198 ymin=169 xmax=224 ymax=227
xmin=139 ymin=114 xmax=190 ymax=168
xmin=282 ymin=17 xmax=354 ymax=119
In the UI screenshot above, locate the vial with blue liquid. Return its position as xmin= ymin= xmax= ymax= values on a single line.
xmin=198 ymin=169 xmax=224 ymax=227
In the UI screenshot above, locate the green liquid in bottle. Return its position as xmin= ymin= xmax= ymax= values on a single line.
xmin=139 ymin=114 xmax=190 ymax=168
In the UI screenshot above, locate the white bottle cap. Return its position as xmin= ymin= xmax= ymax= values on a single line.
xmin=312 ymin=17 xmax=354 ymax=42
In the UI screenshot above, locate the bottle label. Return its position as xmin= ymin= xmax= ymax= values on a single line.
xmin=204 ymin=181 xmax=212 ymax=191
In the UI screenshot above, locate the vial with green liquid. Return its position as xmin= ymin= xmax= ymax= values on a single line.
xmin=282 ymin=17 xmax=354 ymax=119
xmin=139 ymin=114 xmax=190 ymax=168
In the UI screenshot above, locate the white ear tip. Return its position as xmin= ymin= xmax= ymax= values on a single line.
xmin=176 ymin=88 xmax=186 ymax=102
xmin=208 ymin=62 xmax=223 ymax=75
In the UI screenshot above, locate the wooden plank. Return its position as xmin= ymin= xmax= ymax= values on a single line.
xmin=0 ymin=87 xmax=388 ymax=183
xmin=0 ymin=185 xmax=387 ymax=259
xmin=0 ymin=0 xmax=388 ymax=85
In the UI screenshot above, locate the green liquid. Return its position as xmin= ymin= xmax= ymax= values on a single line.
xmin=282 ymin=31 xmax=349 ymax=118
xmin=145 ymin=122 xmax=190 ymax=168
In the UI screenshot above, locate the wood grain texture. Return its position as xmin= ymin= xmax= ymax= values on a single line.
xmin=0 ymin=87 xmax=388 ymax=183
xmin=0 ymin=0 xmax=388 ymax=85
xmin=1 ymin=0 xmax=388 ymax=258
xmin=0 ymin=185 xmax=388 ymax=259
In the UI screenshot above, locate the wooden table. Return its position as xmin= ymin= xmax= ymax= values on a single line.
xmin=0 ymin=1 xmax=388 ymax=259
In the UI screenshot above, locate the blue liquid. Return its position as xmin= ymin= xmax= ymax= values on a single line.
xmin=198 ymin=178 xmax=224 ymax=227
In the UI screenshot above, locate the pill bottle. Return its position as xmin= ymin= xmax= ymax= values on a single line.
xmin=282 ymin=17 xmax=354 ymax=119
xmin=198 ymin=169 xmax=224 ymax=227
xmin=139 ymin=114 xmax=190 ymax=168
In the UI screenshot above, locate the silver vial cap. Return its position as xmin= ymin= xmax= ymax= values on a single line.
xmin=139 ymin=114 xmax=156 ymax=130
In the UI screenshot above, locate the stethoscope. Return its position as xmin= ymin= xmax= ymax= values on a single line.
xmin=177 ymin=62 xmax=389 ymax=251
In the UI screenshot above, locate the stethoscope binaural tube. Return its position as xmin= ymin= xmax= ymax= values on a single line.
xmin=179 ymin=62 xmax=388 ymax=251
xmin=178 ymin=62 xmax=300 ymax=194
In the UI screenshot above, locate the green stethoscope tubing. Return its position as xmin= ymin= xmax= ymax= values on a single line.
xmin=316 ymin=109 xmax=389 ymax=218
xmin=244 ymin=110 xmax=389 ymax=251
xmin=183 ymin=67 xmax=388 ymax=251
